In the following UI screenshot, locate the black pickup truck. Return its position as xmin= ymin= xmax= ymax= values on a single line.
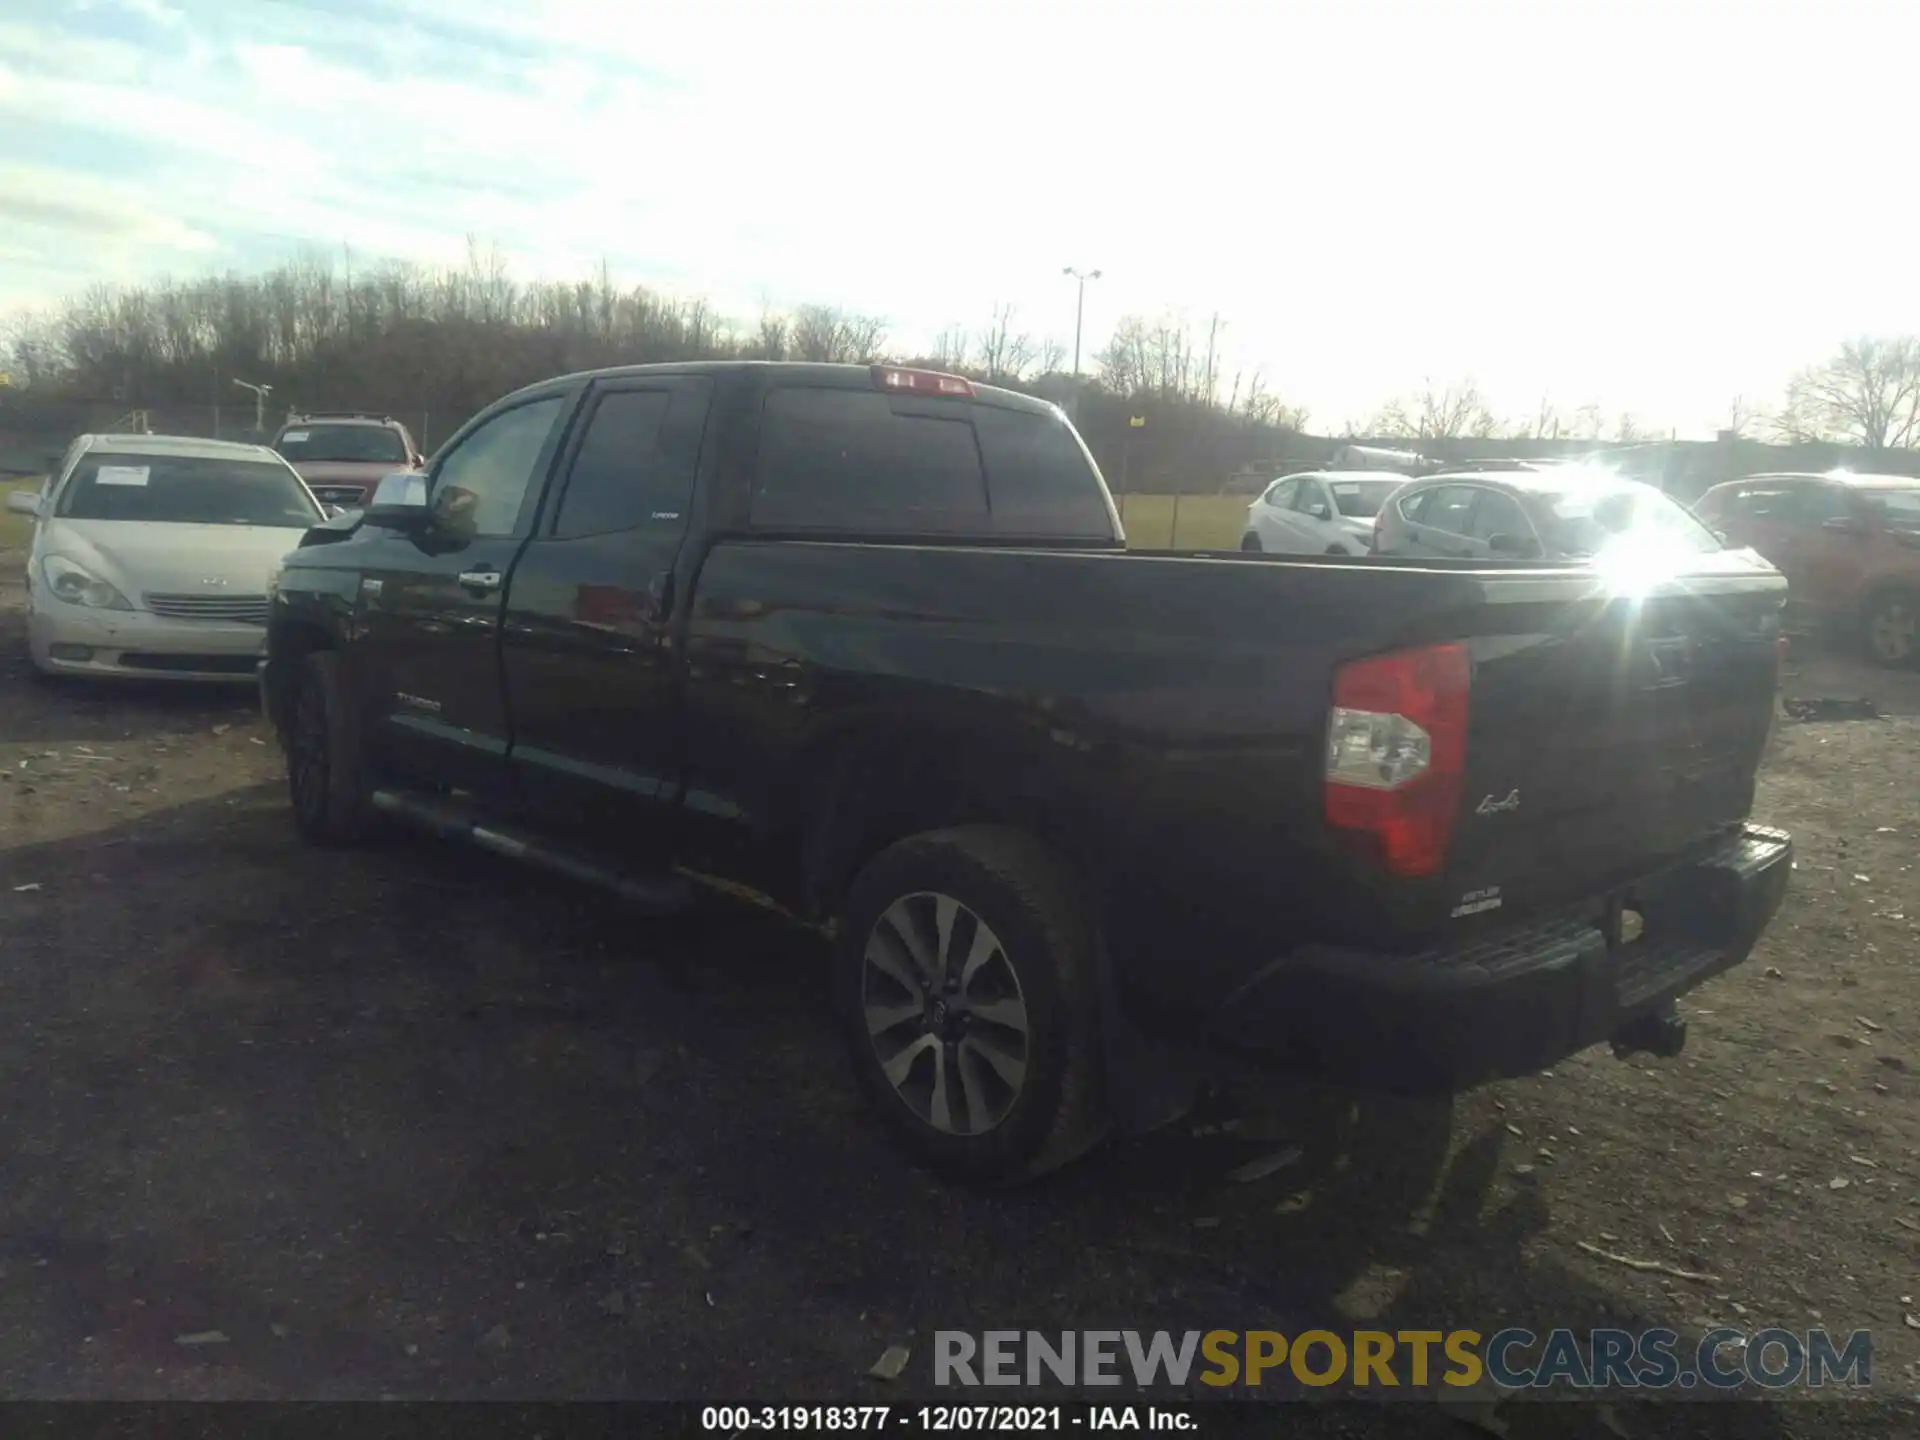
xmin=260 ymin=361 xmax=1793 ymax=1184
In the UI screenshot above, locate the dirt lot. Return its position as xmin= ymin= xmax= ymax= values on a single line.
xmin=0 ymin=544 xmax=1916 ymax=1434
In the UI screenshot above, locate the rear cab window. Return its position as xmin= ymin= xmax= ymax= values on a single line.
xmin=750 ymin=385 xmax=1116 ymax=541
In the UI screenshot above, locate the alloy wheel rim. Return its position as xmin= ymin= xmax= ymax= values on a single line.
xmin=861 ymin=891 xmax=1030 ymax=1137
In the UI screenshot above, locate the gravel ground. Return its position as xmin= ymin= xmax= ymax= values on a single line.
xmin=0 ymin=549 xmax=1915 ymax=1436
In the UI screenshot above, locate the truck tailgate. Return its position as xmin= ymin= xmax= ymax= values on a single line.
xmin=1437 ymin=554 xmax=1785 ymax=929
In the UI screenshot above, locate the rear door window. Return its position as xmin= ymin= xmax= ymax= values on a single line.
xmin=1730 ymin=482 xmax=1802 ymax=523
xmin=753 ymin=388 xmax=987 ymax=533
xmin=1466 ymin=489 xmax=1535 ymax=542
xmin=1293 ymin=479 xmax=1334 ymax=517
xmin=1793 ymin=484 xmax=1853 ymax=527
xmin=1417 ymin=485 xmax=1480 ymax=535
xmin=548 ymin=387 xmax=708 ymax=539
xmin=1266 ymin=477 xmax=1301 ymax=508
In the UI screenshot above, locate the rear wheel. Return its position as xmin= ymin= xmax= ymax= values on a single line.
xmin=833 ymin=825 xmax=1107 ymax=1185
xmin=1240 ymin=533 xmax=1262 ymax=552
xmin=1324 ymin=544 xmax=1347 ymax=556
xmin=1863 ymin=590 xmax=1919 ymax=667
xmin=286 ymin=650 xmax=379 ymax=845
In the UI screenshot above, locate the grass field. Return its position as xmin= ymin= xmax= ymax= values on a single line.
xmin=0 ymin=479 xmax=39 ymax=549
xmin=1114 ymin=493 xmax=1248 ymax=550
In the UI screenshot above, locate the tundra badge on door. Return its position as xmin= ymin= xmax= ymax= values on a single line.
xmin=1476 ymin=788 xmax=1521 ymax=816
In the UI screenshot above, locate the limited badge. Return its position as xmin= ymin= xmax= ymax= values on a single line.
xmin=1451 ymin=885 xmax=1503 ymax=918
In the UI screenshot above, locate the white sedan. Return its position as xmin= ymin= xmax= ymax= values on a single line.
xmin=1240 ymin=470 xmax=1409 ymax=555
xmin=7 ymin=433 xmax=325 ymax=682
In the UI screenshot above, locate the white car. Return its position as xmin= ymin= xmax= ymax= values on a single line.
xmin=1240 ymin=470 xmax=1409 ymax=555
xmin=7 ymin=433 xmax=325 ymax=682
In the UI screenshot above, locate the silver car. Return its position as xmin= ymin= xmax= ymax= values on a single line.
xmin=1240 ymin=470 xmax=1407 ymax=554
xmin=7 ymin=433 xmax=325 ymax=682
xmin=1371 ymin=468 xmax=1720 ymax=562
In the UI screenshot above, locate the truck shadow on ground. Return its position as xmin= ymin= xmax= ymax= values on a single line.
xmin=0 ymin=787 xmax=1823 ymax=1430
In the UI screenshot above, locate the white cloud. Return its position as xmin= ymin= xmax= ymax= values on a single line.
xmin=3 ymin=0 xmax=1920 ymax=431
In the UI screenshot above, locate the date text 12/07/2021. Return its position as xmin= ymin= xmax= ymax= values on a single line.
xmin=700 ymin=1405 xmax=1197 ymax=1432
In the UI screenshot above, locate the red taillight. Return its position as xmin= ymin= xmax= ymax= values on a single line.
xmin=872 ymin=365 xmax=974 ymax=398
xmin=1324 ymin=643 xmax=1471 ymax=877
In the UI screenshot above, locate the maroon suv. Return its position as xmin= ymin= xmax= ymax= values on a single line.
xmin=270 ymin=413 xmax=421 ymax=510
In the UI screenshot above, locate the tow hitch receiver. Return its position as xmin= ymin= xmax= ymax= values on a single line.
xmin=1611 ymin=1003 xmax=1688 ymax=1061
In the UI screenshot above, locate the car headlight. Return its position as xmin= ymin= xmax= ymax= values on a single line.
xmin=41 ymin=554 xmax=133 ymax=610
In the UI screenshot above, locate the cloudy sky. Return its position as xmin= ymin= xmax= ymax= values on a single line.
xmin=3 ymin=0 xmax=1916 ymax=433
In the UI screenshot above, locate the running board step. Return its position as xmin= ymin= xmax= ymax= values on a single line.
xmin=370 ymin=788 xmax=696 ymax=916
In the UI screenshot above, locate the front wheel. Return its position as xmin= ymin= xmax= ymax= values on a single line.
xmin=833 ymin=825 xmax=1108 ymax=1185
xmin=1863 ymin=590 xmax=1919 ymax=668
xmin=286 ymin=650 xmax=379 ymax=846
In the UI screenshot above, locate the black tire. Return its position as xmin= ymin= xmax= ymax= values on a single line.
xmin=833 ymin=825 xmax=1108 ymax=1185
xmin=286 ymin=650 xmax=378 ymax=846
xmin=1862 ymin=589 xmax=1919 ymax=668
xmin=1240 ymin=534 xmax=1262 ymax=552
xmin=1324 ymin=544 xmax=1346 ymax=556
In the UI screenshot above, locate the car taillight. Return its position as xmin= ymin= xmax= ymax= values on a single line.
xmin=872 ymin=365 xmax=974 ymax=397
xmin=1324 ymin=642 xmax=1471 ymax=877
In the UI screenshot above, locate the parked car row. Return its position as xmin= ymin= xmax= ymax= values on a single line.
xmin=1241 ymin=461 xmax=1920 ymax=667
xmin=1241 ymin=465 xmax=1720 ymax=563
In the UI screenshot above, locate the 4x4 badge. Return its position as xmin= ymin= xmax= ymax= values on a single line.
xmin=1476 ymin=789 xmax=1521 ymax=816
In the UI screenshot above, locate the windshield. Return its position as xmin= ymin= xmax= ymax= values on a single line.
xmin=1539 ymin=481 xmax=1722 ymax=557
xmin=275 ymin=424 xmax=407 ymax=464
xmin=1328 ymin=479 xmax=1402 ymax=518
xmin=57 ymin=453 xmax=323 ymax=528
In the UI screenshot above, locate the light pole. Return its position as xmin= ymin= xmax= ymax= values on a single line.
xmin=231 ymin=378 xmax=273 ymax=436
xmin=1061 ymin=266 xmax=1102 ymax=386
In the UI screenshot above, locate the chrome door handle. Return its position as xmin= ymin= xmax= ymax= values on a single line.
xmin=458 ymin=568 xmax=502 ymax=594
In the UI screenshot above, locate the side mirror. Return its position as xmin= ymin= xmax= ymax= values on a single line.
xmin=361 ymin=470 xmax=431 ymax=532
xmin=1487 ymin=532 xmax=1541 ymax=558
xmin=1308 ymin=502 xmax=1331 ymax=520
xmin=1712 ymin=530 xmax=1729 ymax=546
xmin=1823 ymin=515 xmax=1867 ymax=535
xmin=7 ymin=490 xmax=41 ymax=517
xmin=322 ymin=503 xmax=344 ymax=519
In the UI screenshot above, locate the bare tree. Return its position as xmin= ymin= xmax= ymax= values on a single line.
xmin=975 ymin=303 xmax=1035 ymax=380
xmin=1777 ymin=337 xmax=1920 ymax=450
xmin=790 ymin=304 xmax=887 ymax=364
xmin=1614 ymin=413 xmax=1650 ymax=444
xmin=1515 ymin=396 xmax=1561 ymax=440
xmin=1368 ymin=378 xmax=1497 ymax=440
xmin=1033 ymin=338 xmax=1067 ymax=375
xmin=1721 ymin=394 xmax=1760 ymax=438
xmin=932 ymin=324 xmax=970 ymax=371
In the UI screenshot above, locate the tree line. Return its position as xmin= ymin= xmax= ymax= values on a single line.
xmin=0 ymin=246 xmax=1305 ymax=491
xmin=5 ymin=244 xmax=1920 ymax=480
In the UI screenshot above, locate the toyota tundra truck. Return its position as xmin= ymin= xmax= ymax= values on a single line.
xmin=259 ymin=361 xmax=1793 ymax=1184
